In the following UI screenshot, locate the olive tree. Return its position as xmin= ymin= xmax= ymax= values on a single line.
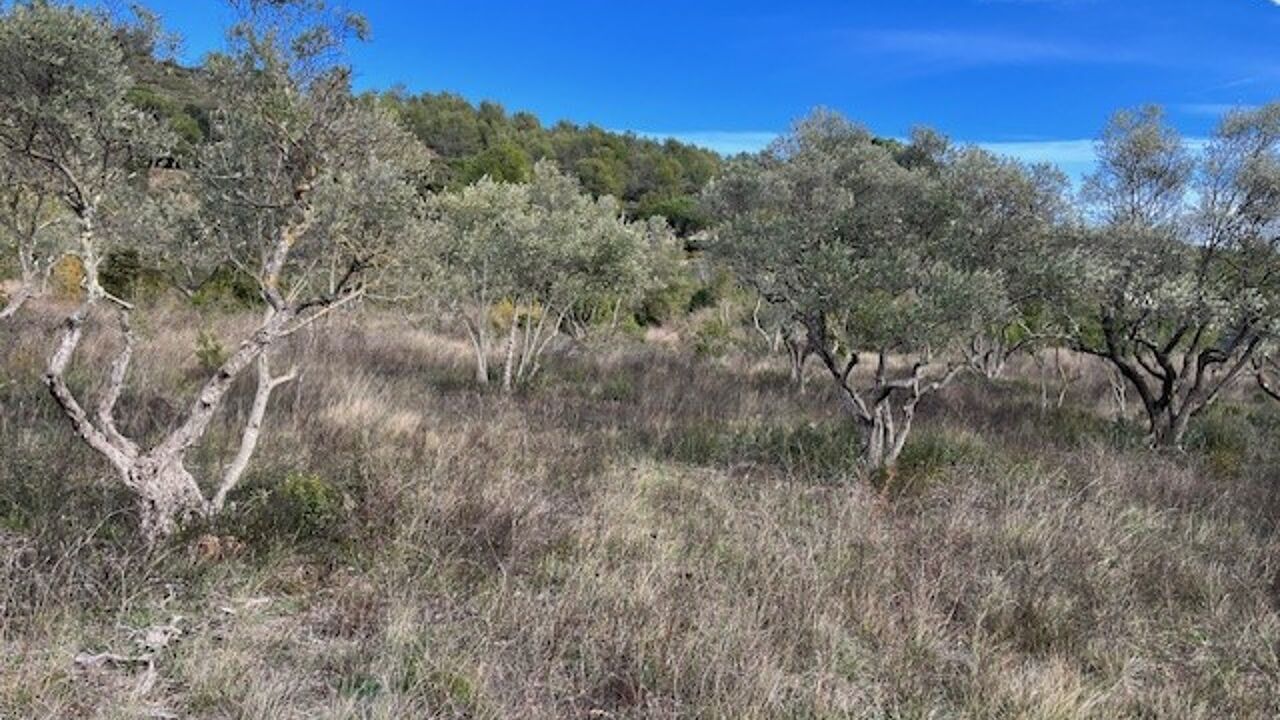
xmin=747 ymin=295 xmax=816 ymax=388
xmin=420 ymin=160 xmax=663 ymax=392
xmin=0 ymin=162 xmax=65 ymax=320
xmin=705 ymin=110 xmax=1006 ymax=472
xmin=941 ymin=147 xmax=1072 ymax=379
xmin=1064 ymin=104 xmax=1280 ymax=446
xmin=10 ymin=0 xmax=428 ymax=542
xmin=0 ymin=1 xmax=171 ymax=310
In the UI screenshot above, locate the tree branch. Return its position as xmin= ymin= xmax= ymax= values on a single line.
xmin=212 ymin=352 xmax=297 ymax=511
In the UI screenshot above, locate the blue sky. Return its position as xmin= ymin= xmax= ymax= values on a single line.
xmin=99 ymin=0 xmax=1280 ymax=179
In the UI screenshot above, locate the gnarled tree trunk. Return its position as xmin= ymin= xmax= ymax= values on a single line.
xmin=1083 ymin=315 xmax=1261 ymax=448
xmin=44 ymin=292 xmax=301 ymax=543
xmin=805 ymin=315 xmax=962 ymax=474
xmin=783 ymin=324 xmax=813 ymax=390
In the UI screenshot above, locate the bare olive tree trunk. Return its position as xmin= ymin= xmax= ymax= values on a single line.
xmin=1031 ymin=347 xmax=1081 ymax=412
xmin=462 ymin=314 xmax=490 ymax=385
xmin=964 ymin=327 xmax=1035 ymax=381
xmin=212 ymin=352 xmax=297 ymax=511
xmin=45 ymin=301 xmax=296 ymax=542
xmin=501 ymin=306 xmax=519 ymax=393
xmin=1081 ymin=315 xmax=1261 ymax=447
xmin=806 ymin=316 xmax=962 ymax=473
xmin=499 ymin=300 xmax=568 ymax=393
xmin=782 ymin=324 xmax=813 ymax=390
xmin=43 ymin=211 xmax=349 ymax=544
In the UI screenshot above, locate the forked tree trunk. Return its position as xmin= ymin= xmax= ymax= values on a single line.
xmin=784 ymin=329 xmax=812 ymax=390
xmin=0 ymin=279 xmax=34 ymax=321
xmin=499 ymin=301 xmax=566 ymax=393
xmin=44 ymin=297 xmax=298 ymax=544
xmin=463 ymin=316 xmax=490 ymax=384
xmin=862 ymin=398 xmax=917 ymax=473
xmin=966 ymin=332 xmax=1024 ymax=381
xmin=1086 ymin=316 xmax=1262 ymax=448
xmin=129 ymin=456 xmax=209 ymax=543
xmin=804 ymin=315 xmax=961 ymax=476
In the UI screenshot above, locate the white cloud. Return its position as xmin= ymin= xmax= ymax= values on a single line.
xmin=855 ymin=30 xmax=1082 ymax=65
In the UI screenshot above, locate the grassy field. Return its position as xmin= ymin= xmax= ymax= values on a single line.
xmin=2 ymin=301 xmax=1280 ymax=718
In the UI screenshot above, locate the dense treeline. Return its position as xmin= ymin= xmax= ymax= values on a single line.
xmin=105 ymin=24 xmax=722 ymax=235
xmin=2 ymin=0 xmax=1279 ymax=544
xmin=374 ymin=91 xmax=722 ymax=233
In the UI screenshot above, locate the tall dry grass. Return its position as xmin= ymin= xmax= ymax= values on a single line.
xmin=2 ymin=300 xmax=1279 ymax=718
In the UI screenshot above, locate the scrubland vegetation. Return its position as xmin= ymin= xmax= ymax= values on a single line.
xmin=5 ymin=303 xmax=1280 ymax=718
xmin=2 ymin=1 xmax=1280 ymax=718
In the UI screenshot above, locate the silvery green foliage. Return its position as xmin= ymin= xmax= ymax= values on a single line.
xmin=194 ymin=2 xmax=429 ymax=306
xmin=420 ymin=160 xmax=666 ymax=389
xmin=704 ymin=109 xmax=1007 ymax=359
xmin=704 ymin=109 xmax=1008 ymax=469
xmin=940 ymin=146 xmax=1073 ymax=376
xmin=18 ymin=0 xmax=432 ymax=543
xmin=0 ymin=0 xmax=173 ymax=295
xmin=1067 ymin=103 xmax=1280 ymax=445
xmin=0 ymin=159 xmax=68 ymax=318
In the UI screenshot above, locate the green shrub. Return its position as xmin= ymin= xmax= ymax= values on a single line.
xmin=687 ymin=267 xmax=737 ymax=313
xmin=191 ymin=265 xmax=260 ymax=309
xmin=693 ymin=316 xmax=733 ymax=358
xmin=235 ymin=472 xmax=348 ymax=546
xmin=895 ymin=428 xmax=989 ymax=485
xmin=100 ymin=248 xmax=168 ymax=302
xmin=1042 ymin=406 xmax=1145 ymax=449
xmin=194 ymin=329 xmax=228 ymax=373
xmin=1185 ymin=404 xmax=1254 ymax=478
xmin=637 ymin=274 xmax=696 ymax=326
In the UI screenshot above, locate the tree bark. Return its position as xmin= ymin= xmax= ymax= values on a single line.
xmin=130 ymin=456 xmax=209 ymax=545
xmin=463 ymin=316 xmax=489 ymax=385
xmin=804 ymin=315 xmax=959 ymax=476
xmin=784 ymin=328 xmax=811 ymax=390
xmin=44 ymin=293 xmax=298 ymax=543
xmin=1084 ymin=315 xmax=1262 ymax=448
xmin=0 ymin=280 xmax=34 ymax=321
xmin=212 ymin=352 xmax=296 ymax=512
xmin=501 ymin=304 xmax=519 ymax=393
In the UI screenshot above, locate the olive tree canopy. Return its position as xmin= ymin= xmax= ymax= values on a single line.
xmin=1064 ymin=104 xmax=1280 ymax=446
xmin=940 ymin=146 xmax=1072 ymax=378
xmin=705 ymin=110 xmax=1007 ymax=471
xmin=8 ymin=0 xmax=430 ymax=542
xmin=417 ymin=160 xmax=668 ymax=392
xmin=0 ymin=0 xmax=172 ymax=308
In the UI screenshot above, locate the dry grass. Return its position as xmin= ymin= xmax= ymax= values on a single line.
xmin=2 ymin=300 xmax=1280 ymax=718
